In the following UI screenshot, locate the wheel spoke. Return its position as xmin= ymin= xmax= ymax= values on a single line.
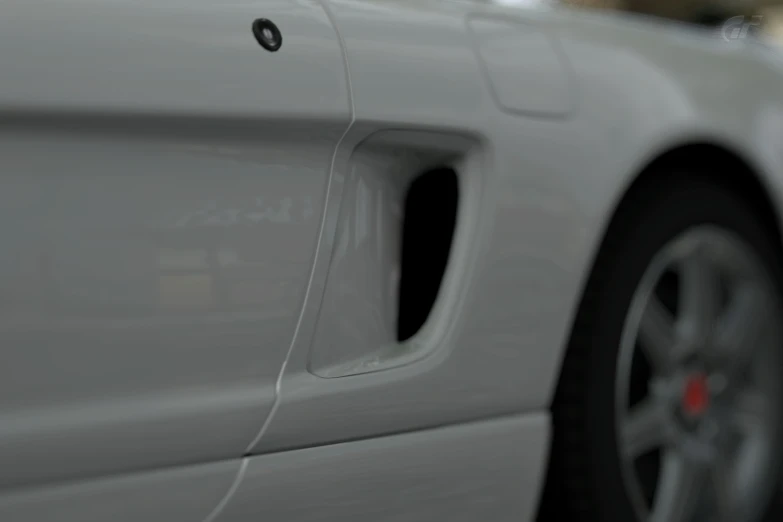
xmin=651 ymin=451 xmax=705 ymax=522
xmin=678 ymin=249 xmax=722 ymax=351
xmin=639 ymin=294 xmax=677 ymax=374
xmin=732 ymin=388 xmax=771 ymax=436
xmin=714 ymin=284 xmax=769 ymax=370
xmin=621 ymin=398 xmax=670 ymax=459
xmin=708 ymin=451 xmax=737 ymax=522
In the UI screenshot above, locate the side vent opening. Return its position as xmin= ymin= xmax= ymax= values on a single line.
xmin=397 ymin=167 xmax=459 ymax=342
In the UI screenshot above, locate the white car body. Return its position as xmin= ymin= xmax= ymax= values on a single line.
xmin=0 ymin=0 xmax=782 ymax=520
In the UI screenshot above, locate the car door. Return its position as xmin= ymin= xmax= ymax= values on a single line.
xmin=0 ymin=0 xmax=350 ymax=494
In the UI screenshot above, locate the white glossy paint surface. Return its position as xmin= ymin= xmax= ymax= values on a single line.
xmin=218 ymin=415 xmax=549 ymax=522
xmin=0 ymin=460 xmax=241 ymax=522
xmin=0 ymin=0 xmax=350 ymax=489
xmin=468 ymin=15 xmax=574 ymax=117
xmin=2 ymin=0 xmax=783 ymax=521
xmin=0 ymin=0 xmax=348 ymax=119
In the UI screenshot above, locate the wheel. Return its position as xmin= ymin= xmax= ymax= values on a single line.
xmin=544 ymin=175 xmax=783 ymax=522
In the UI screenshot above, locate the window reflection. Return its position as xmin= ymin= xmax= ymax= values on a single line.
xmin=0 ymin=193 xmax=318 ymax=325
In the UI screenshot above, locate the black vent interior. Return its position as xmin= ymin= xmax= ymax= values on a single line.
xmin=396 ymin=167 xmax=459 ymax=342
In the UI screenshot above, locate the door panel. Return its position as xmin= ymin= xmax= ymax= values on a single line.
xmin=1 ymin=0 xmax=346 ymax=117
xmin=0 ymin=0 xmax=350 ymax=489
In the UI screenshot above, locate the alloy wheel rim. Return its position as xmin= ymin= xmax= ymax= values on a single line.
xmin=615 ymin=226 xmax=783 ymax=522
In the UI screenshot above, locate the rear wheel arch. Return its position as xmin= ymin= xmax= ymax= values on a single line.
xmin=538 ymin=141 xmax=783 ymax=520
xmin=628 ymin=143 xmax=782 ymax=245
xmin=564 ymin=141 xmax=783 ymax=397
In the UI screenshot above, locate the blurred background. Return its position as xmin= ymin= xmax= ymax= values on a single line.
xmin=489 ymin=0 xmax=783 ymax=43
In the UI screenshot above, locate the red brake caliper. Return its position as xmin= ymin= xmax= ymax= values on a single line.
xmin=682 ymin=372 xmax=710 ymax=416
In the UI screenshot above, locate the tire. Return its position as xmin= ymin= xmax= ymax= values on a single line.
xmin=540 ymin=174 xmax=783 ymax=522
